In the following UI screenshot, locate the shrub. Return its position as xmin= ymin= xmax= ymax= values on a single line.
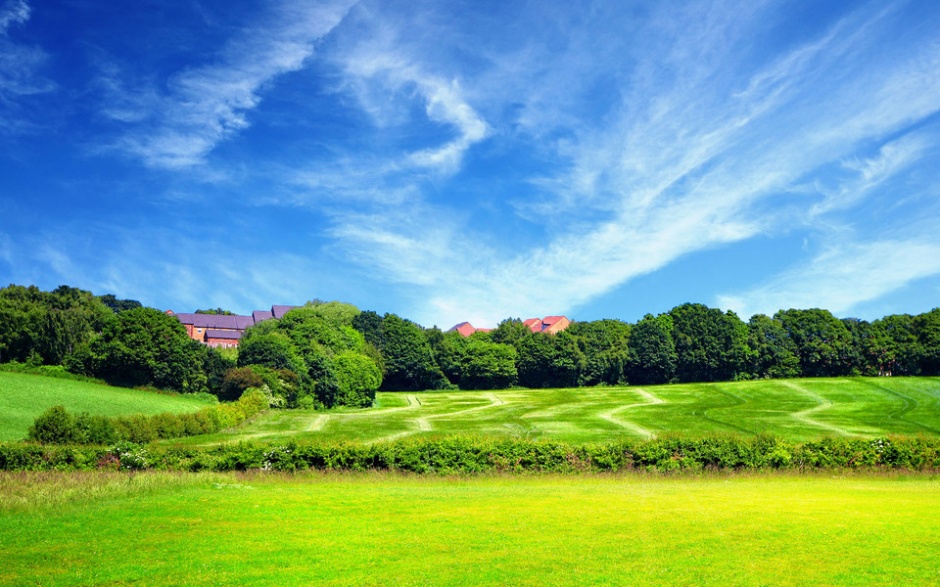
xmin=28 ymin=405 xmax=77 ymax=444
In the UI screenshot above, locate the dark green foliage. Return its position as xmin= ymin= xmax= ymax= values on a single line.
xmin=669 ymin=304 xmax=748 ymax=382
xmin=516 ymin=332 xmax=583 ymax=388
xmin=379 ymin=314 xmax=447 ymax=391
xmin=489 ymin=318 xmax=534 ymax=347
xmin=915 ymin=309 xmax=940 ymax=375
xmin=352 ymin=310 xmax=385 ymax=349
xmin=66 ymin=307 xmax=204 ymax=392
xmin=98 ymin=294 xmax=142 ymax=313
xmin=568 ymin=319 xmax=631 ymax=386
xmin=4 ymin=434 xmax=939 ymax=473
xmin=0 ymin=284 xmax=115 ymax=365
xmin=220 ymin=367 xmax=265 ymax=401
xmin=27 ymin=405 xmax=76 ymax=444
xmin=627 ymin=314 xmax=677 ymax=384
xmin=237 ymin=332 xmax=306 ymax=375
xmin=238 ymin=305 xmax=380 ymax=407
xmin=194 ymin=308 xmax=233 ymax=315
xmin=865 ymin=314 xmax=920 ymax=376
xmin=437 ymin=333 xmax=518 ymax=390
xmin=746 ymin=314 xmax=801 ymax=379
xmin=776 ymin=309 xmax=856 ymax=377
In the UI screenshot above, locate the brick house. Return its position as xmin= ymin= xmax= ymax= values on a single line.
xmin=167 ymin=304 xmax=299 ymax=348
xmin=449 ymin=316 xmax=570 ymax=337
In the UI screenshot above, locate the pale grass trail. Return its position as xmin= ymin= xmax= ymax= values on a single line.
xmin=597 ymin=388 xmax=664 ymax=439
xmin=306 ymin=394 xmax=421 ymax=432
xmin=779 ymin=381 xmax=854 ymax=436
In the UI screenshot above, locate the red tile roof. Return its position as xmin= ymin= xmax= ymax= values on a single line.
xmin=449 ymin=322 xmax=477 ymax=337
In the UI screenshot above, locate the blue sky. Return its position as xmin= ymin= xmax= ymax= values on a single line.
xmin=1 ymin=0 xmax=939 ymax=328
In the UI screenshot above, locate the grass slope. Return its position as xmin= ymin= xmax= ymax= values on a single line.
xmin=0 ymin=372 xmax=210 ymax=442
xmin=1 ymin=472 xmax=937 ymax=586
xmin=172 ymin=377 xmax=940 ymax=446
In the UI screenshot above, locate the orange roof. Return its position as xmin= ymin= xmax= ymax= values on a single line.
xmin=449 ymin=322 xmax=477 ymax=337
xmin=523 ymin=318 xmax=543 ymax=332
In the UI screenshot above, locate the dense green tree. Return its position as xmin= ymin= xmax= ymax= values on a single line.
xmin=380 ymin=314 xmax=446 ymax=391
xmin=746 ymin=314 xmax=801 ymax=379
xmin=567 ymin=319 xmax=631 ymax=386
xmin=775 ymin=309 xmax=855 ymax=377
xmin=352 ymin=310 xmax=385 ymax=349
xmin=333 ymin=351 xmax=383 ymax=407
xmin=277 ymin=307 xmax=364 ymax=361
xmin=98 ymin=294 xmax=142 ymax=313
xmin=490 ymin=318 xmax=535 ymax=347
xmin=237 ymin=332 xmax=306 ymax=375
xmin=516 ymin=331 xmax=583 ymax=388
xmin=238 ymin=305 xmax=379 ymax=407
xmin=28 ymin=405 xmax=77 ymax=444
xmin=914 ymin=308 xmax=940 ymax=375
xmin=66 ymin=307 xmax=203 ymax=391
xmin=0 ymin=284 xmax=114 ymax=365
xmin=669 ymin=304 xmax=748 ymax=382
xmin=437 ymin=332 xmax=517 ymax=390
xmin=220 ymin=367 xmax=265 ymax=402
xmin=627 ymin=314 xmax=677 ymax=385
xmin=305 ymin=300 xmax=361 ymax=328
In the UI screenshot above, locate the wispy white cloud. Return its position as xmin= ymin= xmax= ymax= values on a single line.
xmin=104 ymin=0 xmax=355 ymax=169
xmin=0 ymin=0 xmax=54 ymax=131
xmin=314 ymin=1 xmax=940 ymax=326
xmin=810 ymin=132 xmax=933 ymax=216
xmin=717 ymin=238 xmax=940 ymax=319
xmin=332 ymin=12 xmax=489 ymax=177
xmin=0 ymin=0 xmax=28 ymax=33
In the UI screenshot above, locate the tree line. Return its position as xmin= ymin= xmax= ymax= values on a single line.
xmin=1 ymin=284 xmax=939 ymax=407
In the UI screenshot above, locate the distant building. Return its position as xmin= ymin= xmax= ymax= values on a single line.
xmin=449 ymin=316 xmax=570 ymax=337
xmin=166 ymin=305 xmax=300 ymax=348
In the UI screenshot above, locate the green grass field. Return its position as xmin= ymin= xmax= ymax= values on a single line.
xmin=1 ymin=471 xmax=937 ymax=586
xmin=170 ymin=377 xmax=940 ymax=446
xmin=0 ymin=372 xmax=211 ymax=441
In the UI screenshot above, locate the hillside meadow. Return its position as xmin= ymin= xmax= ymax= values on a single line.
xmin=1 ymin=471 xmax=938 ymax=586
xmin=0 ymin=372 xmax=211 ymax=442
xmin=164 ymin=377 xmax=940 ymax=446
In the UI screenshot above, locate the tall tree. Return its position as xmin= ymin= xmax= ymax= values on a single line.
xmin=627 ymin=314 xmax=676 ymax=385
xmin=380 ymin=314 xmax=446 ymax=391
xmin=775 ymin=309 xmax=855 ymax=377
xmin=746 ymin=314 xmax=800 ymax=379
xmin=669 ymin=303 xmax=748 ymax=382
xmin=567 ymin=319 xmax=631 ymax=386
xmin=69 ymin=307 xmax=202 ymax=391
xmin=914 ymin=308 xmax=940 ymax=375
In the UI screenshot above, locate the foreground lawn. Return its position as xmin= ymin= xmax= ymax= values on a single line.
xmin=0 ymin=472 xmax=937 ymax=586
xmin=172 ymin=377 xmax=940 ymax=446
xmin=0 ymin=372 xmax=211 ymax=441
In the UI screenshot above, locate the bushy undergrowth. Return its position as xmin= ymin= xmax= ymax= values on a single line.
xmin=2 ymin=434 xmax=938 ymax=473
xmin=27 ymin=389 xmax=268 ymax=445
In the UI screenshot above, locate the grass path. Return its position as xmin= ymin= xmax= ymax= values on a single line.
xmin=597 ymin=388 xmax=663 ymax=438
xmin=780 ymin=381 xmax=854 ymax=437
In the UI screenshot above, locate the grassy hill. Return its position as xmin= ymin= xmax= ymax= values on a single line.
xmin=172 ymin=376 xmax=940 ymax=446
xmin=0 ymin=372 xmax=212 ymax=442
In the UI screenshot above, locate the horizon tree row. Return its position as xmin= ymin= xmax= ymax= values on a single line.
xmin=1 ymin=284 xmax=939 ymax=402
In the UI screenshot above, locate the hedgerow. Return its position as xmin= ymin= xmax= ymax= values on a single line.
xmin=2 ymin=435 xmax=938 ymax=473
xmin=27 ymin=388 xmax=269 ymax=445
